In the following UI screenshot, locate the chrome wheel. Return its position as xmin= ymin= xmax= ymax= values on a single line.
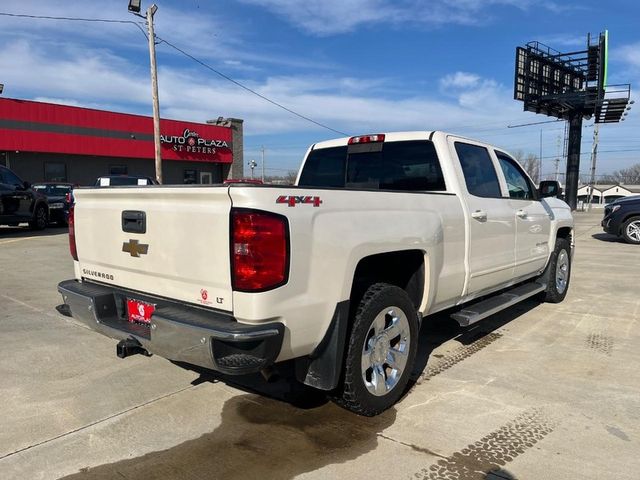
xmin=555 ymin=249 xmax=569 ymax=294
xmin=361 ymin=306 xmax=410 ymax=397
xmin=626 ymin=221 xmax=640 ymax=243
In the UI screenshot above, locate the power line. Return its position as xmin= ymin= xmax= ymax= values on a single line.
xmin=0 ymin=11 xmax=148 ymax=38
xmin=155 ymin=36 xmax=349 ymax=137
xmin=0 ymin=11 xmax=136 ymax=23
xmin=0 ymin=10 xmax=348 ymax=137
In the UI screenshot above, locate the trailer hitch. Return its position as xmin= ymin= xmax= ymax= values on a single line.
xmin=116 ymin=338 xmax=151 ymax=359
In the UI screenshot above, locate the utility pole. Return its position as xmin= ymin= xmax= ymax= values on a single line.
xmin=565 ymin=112 xmax=583 ymax=211
xmin=261 ymin=146 xmax=265 ymax=183
xmin=146 ymin=4 xmax=162 ymax=184
xmin=538 ymin=129 xmax=543 ymax=183
xmin=554 ymin=133 xmax=561 ymax=181
xmin=587 ymin=124 xmax=600 ymax=211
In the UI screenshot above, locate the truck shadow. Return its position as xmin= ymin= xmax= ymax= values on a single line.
xmin=59 ymin=394 xmax=397 ymax=480
xmin=591 ymin=232 xmax=624 ymax=243
xmin=408 ymin=298 xmax=541 ymax=388
xmin=177 ymin=297 xmax=542 ymax=410
xmin=174 ymin=359 xmax=329 ymax=410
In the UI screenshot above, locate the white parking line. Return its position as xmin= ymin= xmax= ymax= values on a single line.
xmin=0 ymin=293 xmax=91 ymax=330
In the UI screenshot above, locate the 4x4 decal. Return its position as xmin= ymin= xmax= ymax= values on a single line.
xmin=276 ymin=195 xmax=323 ymax=207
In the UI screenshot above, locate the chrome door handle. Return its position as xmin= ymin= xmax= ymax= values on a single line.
xmin=516 ymin=209 xmax=528 ymax=219
xmin=471 ymin=210 xmax=487 ymax=221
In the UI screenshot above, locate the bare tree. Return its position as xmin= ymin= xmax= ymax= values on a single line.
xmin=599 ymin=163 xmax=640 ymax=185
xmin=284 ymin=170 xmax=298 ymax=185
xmin=513 ymin=150 xmax=540 ymax=182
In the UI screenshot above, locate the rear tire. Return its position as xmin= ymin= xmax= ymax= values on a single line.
xmin=331 ymin=283 xmax=418 ymax=416
xmin=621 ymin=216 xmax=640 ymax=245
xmin=29 ymin=204 xmax=48 ymax=230
xmin=540 ymin=237 xmax=571 ymax=303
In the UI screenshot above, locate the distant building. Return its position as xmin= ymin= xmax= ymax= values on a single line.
xmin=577 ymin=184 xmax=640 ymax=206
xmin=0 ymin=97 xmax=244 ymax=185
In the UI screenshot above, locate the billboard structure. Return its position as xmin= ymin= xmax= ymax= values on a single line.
xmin=514 ymin=31 xmax=632 ymax=209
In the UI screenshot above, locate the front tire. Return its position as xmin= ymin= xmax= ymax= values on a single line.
xmin=621 ymin=216 xmax=640 ymax=245
xmin=540 ymin=237 xmax=571 ymax=303
xmin=332 ymin=283 xmax=418 ymax=416
xmin=29 ymin=204 xmax=48 ymax=230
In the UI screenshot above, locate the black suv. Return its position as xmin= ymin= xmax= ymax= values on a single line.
xmin=602 ymin=195 xmax=640 ymax=244
xmin=0 ymin=165 xmax=49 ymax=230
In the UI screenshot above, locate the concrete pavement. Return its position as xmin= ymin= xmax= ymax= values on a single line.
xmin=0 ymin=213 xmax=638 ymax=480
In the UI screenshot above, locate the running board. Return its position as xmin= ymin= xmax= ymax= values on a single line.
xmin=451 ymin=282 xmax=546 ymax=327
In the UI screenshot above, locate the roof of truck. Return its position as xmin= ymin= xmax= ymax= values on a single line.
xmin=312 ymin=131 xmax=438 ymax=150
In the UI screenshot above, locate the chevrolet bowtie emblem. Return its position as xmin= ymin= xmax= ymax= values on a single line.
xmin=122 ymin=239 xmax=149 ymax=257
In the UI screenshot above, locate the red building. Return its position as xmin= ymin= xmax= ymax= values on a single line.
xmin=0 ymin=98 xmax=244 ymax=185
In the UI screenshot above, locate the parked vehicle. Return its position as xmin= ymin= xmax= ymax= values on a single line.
xmin=0 ymin=165 xmax=49 ymax=230
xmin=602 ymin=195 xmax=640 ymax=244
xmin=32 ymin=182 xmax=74 ymax=226
xmin=95 ymin=175 xmax=158 ymax=187
xmin=57 ymin=131 xmax=574 ymax=416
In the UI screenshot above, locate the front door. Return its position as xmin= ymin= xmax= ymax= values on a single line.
xmin=449 ymin=139 xmax=516 ymax=296
xmin=495 ymin=151 xmax=551 ymax=279
xmin=200 ymin=172 xmax=213 ymax=184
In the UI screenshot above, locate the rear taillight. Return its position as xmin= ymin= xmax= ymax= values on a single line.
xmin=231 ymin=209 xmax=289 ymax=292
xmin=68 ymin=205 xmax=78 ymax=260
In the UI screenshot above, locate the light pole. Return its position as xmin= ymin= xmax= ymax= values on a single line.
xmin=129 ymin=1 xmax=162 ymax=184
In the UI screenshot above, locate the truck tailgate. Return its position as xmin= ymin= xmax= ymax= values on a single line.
xmin=73 ymin=186 xmax=233 ymax=312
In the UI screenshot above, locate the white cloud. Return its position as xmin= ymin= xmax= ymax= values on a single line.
xmin=0 ymin=0 xmax=325 ymax=72
xmin=614 ymin=42 xmax=640 ymax=69
xmin=537 ymin=33 xmax=586 ymax=48
xmin=440 ymin=72 xmax=481 ymax=89
xmin=237 ymin=0 xmax=573 ymax=35
xmin=0 ymin=37 xmax=527 ymax=138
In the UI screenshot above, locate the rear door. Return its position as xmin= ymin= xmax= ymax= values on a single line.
xmin=494 ymin=151 xmax=550 ymax=279
xmin=449 ymin=138 xmax=516 ymax=295
xmin=73 ymin=186 xmax=234 ymax=311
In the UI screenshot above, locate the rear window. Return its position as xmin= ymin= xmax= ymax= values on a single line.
xmin=298 ymin=140 xmax=446 ymax=191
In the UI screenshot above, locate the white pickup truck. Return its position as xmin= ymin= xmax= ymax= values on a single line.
xmin=57 ymin=131 xmax=573 ymax=416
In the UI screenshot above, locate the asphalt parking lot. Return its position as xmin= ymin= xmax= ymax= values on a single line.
xmin=1 ymin=211 xmax=639 ymax=480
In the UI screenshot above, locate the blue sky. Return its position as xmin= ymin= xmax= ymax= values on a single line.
xmin=0 ymin=0 xmax=639 ymax=179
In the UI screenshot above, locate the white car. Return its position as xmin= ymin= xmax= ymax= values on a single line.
xmin=58 ymin=131 xmax=573 ymax=416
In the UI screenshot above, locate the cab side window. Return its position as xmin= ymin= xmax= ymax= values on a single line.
xmin=454 ymin=142 xmax=502 ymax=198
xmin=495 ymin=152 xmax=535 ymax=200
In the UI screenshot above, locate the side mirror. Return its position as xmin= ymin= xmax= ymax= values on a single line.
xmin=539 ymin=180 xmax=562 ymax=198
xmin=22 ymin=181 xmax=31 ymax=190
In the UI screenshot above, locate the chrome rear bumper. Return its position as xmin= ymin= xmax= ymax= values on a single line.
xmin=57 ymin=279 xmax=284 ymax=374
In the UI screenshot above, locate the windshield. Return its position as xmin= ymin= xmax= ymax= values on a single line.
xmin=32 ymin=184 xmax=72 ymax=195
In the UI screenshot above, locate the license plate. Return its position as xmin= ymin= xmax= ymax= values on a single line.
xmin=126 ymin=298 xmax=155 ymax=324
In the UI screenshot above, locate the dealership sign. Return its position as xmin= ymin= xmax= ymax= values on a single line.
xmin=161 ymin=128 xmax=230 ymax=155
